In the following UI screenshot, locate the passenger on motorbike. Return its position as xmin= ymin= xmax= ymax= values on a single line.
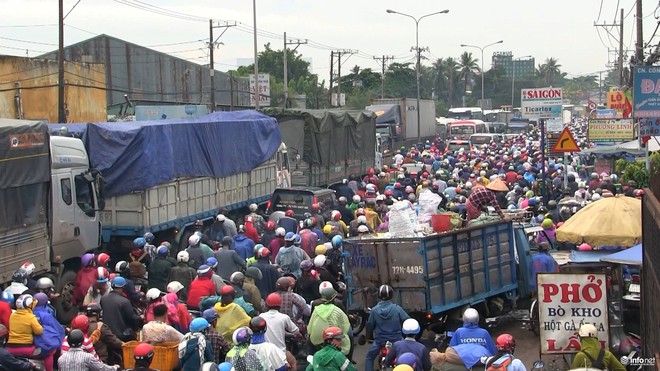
xmin=83 ymin=268 xmax=112 ymax=306
xmin=124 ymin=343 xmax=158 ymax=371
xmin=179 ymin=318 xmax=215 ymax=371
xmin=148 ymin=245 xmax=177 ymax=292
xmin=449 ymin=308 xmax=496 ymax=355
xmin=215 ymin=237 xmax=247 ymax=280
xmin=274 ymin=277 xmax=309 ymax=323
xmin=6 ymin=294 xmax=52 ymax=370
xmin=309 ymin=283 xmax=351 ymax=355
xmin=276 ymin=233 xmax=306 ymax=278
xmin=201 ymin=309 xmax=231 ymax=363
xmin=384 ymin=319 xmax=431 ymax=371
xmin=58 ymin=329 xmax=119 ymax=371
xmin=571 ymin=324 xmax=625 ymax=371
xmin=129 ymin=238 xmax=150 ymax=280
xmin=205 ymin=258 xmax=227 ymax=294
xmin=101 ymin=277 xmax=142 ymax=342
xmin=243 ymin=267 xmax=264 ymax=313
xmin=85 ymin=303 xmax=124 ymax=365
xmin=253 ymin=248 xmax=280 ymax=298
xmin=32 ymin=293 xmax=63 ymax=367
xmin=365 ymin=285 xmax=410 ymax=371
xmin=296 ymin=260 xmax=321 ymax=303
xmin=248 ymin=316 xmax=288 ymax=371
xmin=226 ymin=327 xmax=264 ymax=371
xmin=0 ymin=324 xmax=37 ymax=370
xmin=168 ymin=251 xmax=196 ymax=302
xmin=483 ymin=334 xmax=526 ymax=371
xmin=114 ymin=261 xmax=142 ymax=303
xmin=306 ymin=326 xmax=356 ymax=371
xmin=166 ymin=284 xmax=192 ymax=332
xmin=214 ymin=285 xmax=251 ymax=346
xmin=187 ymin=265 xmax=217 ymax=310
xmin=261 ymin=293 xmax=300 ymax=370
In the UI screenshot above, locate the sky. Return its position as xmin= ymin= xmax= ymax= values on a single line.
xmin=2 ymin=0 xmax=659 ymax=82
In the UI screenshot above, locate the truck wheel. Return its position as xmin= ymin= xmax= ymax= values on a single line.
xmin=529 ymin=299 xmax=540 ymax=336
xmin=54 ymin=270 xmax=78 ymax=325
xmin=349 ymin=311 xmax=366 ymax=335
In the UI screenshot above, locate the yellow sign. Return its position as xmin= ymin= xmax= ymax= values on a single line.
xmin=606 ymin=91 xmax=629 ymax=118
xmin=587 ymin=119 xmax=635 ymax=143
xmin=552 ymin=127 xmax=580 ymax=152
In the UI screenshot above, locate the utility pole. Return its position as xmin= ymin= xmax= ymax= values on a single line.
xmin=208 ymin=20 xmax=236 ymax=111
xmin=636 ymin=0 xmax=644 ymax=63
xmin=58 ymin=0 xmax=66 ymax=123
xmin=329 ymin=51 xmax=334 ymax=106
xmin=373 ymin=55 xmax=394 ymax=99
xmin=332 ymin=49 xmax=357 ymax=107
xmin=599 ymin=70 xmax=603 ymax=104
xmin=283 ymin=32 xmax=308 ymax=108
xmin=619 ymin=8 xmax=624 ymax=86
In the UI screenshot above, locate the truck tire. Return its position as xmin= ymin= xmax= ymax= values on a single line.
xmin=349 ymin=311 xmax=367 ymax=335
xmin=54 ymin=270 xmax=78 ymax=325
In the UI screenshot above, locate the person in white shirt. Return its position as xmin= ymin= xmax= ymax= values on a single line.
xmin=248 ymin=316 xmax=287 ymax=371
xmin=260 ymin=293 xmax=299 ymax=370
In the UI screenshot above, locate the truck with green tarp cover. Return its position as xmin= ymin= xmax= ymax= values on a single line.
xmin=261 ymin=108 xmax=377 ymax=187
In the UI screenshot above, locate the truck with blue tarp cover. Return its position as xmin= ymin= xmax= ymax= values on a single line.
xmin=344 ymin=221 xmax=534 ymax=333
xmin=49 ymin=111 xmax=288 ymax=248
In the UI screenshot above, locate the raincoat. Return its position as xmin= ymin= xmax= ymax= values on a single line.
xmin=308 ymin=303 xmax=350 ymax=355
xmin=214 ymin=302 xmax=251 ymax=345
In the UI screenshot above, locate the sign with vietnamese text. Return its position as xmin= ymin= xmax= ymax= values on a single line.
xmin=588 ymin=119 xmax=635 ymax=143
xmin=545 ymin=118 xmax=563 ymax=132
xmin=639 ymin=117 xmax=660 ymax=137
xmin=538 ymin=273 xmax=609 ymax=354
xmin=606 ymin=90 xmax=631 ymax=118
xmin=633 ymin=66 xmax=660 ymax=118
xmin=594 ymin=109 xmax=616 ymax=119
xmin=249 ymin=73 xmax=271 ymax=107
xmin=521 ymin=87 xmax=562 ymax=119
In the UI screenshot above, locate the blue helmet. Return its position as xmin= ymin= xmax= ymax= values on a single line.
xmin=218 ymin=362 xmax=235 ymax=371
xmin=156 ymin=245 xmax=169 ymax=256
xmin=284 ymin=232 xmax=296 ymax=242
xmin=331 ymin=235 xmax=343 ymax=248
xmin=202 ymin=308 xmax=218 ymax=323
xmin=293 ymin=234 xmax=301 ymax=245
xmin=397 ymin=353 xmax=418 ymax=367
xmin=190 ymin=318 xmax=210 ymax=333
xmin=0 ymin=290 xmax=14 ymax=306
xmin=206 ymin=257 xmax=218 ymax=269
xmin=133 ymin=237 xmax=146 ymax=249
xmin=144 ymin=232 xmax=154 ymax=242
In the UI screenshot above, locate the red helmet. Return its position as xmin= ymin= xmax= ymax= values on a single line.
xmin=384 ymin=189 xmax=393 ymax=197
xmin=634 ymin=189 xmax=645 ymax=197
xmin=71 ymin=315 xmax=90 ymax=333
xmin=285 ymin=209 xmax=295 ymax=217
xmin=495 ymin=333 xmax=516 ymax=351
xmin=322 ymin=326 xmax=344 ymax=341
xmin=134 ymin=343 xmax=155 ymax=361
xmin=265 ymin=293 xmax=282 ymax=307
xmin=96 ymin=267 xmax=109 ymax=283
xmin=311 ymin=203 xmax=321 ymax=213
xmin=356 ymin=208 xmax=366 ymax=217
xmin=258 ymin=247 xmax=271 ymax=258
xmin=220 ymin=285 xmax=236 ymax=296
xmin=368 ymin=168 xmax=375 ymax=176
xmin=266 ymin=220 xmax=276 ymax=231
xmin=331 ymin=210 xmax=341 ymax=221
xmin=96 ymin=253 xmax=110 ymax=267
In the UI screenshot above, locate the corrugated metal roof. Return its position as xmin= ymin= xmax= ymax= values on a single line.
xmin=39 ymin=34 xmax=251 ymax=108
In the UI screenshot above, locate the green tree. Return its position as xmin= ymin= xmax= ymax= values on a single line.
xmin=458 ymin=52 xmax=480 ymax=94
xmin=536 ymin=58 xmax=564 ymax=86
xmin=384 ymin=62 xmax=416 ymax=98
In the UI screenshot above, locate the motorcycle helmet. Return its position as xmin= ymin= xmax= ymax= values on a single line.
xmin=190 ymin=318 xmax=210 ymax=333
xmin=115 ymin=261 xmax=130 ymax=273
xmin=397 ymin=353 xmax=418 ymax=367
xmin=322 ymin=326 xmax=344 ymax=342
xmin=156 ymin=245 xmax=169 ymax=257
xmin=67 ymin=329 xmax=85 ymax=348
xmin=134 ymin=343 xmax=155 ymax=363
xmin=96 ymin=253 xmax=110 ymax=267
xmin=144 ymin=232 xmax=154 ymax=242
xmin=20 ymin=261 xmax=35 ymax=276
xmin=378 ymin=284 xmax=393 ymax=301
xmin=0 ymin=291 xmax=14 ymax=307
xmin=265 ymin=293 xmax=282 ymax=308
xmin=463 ymin=308 xmax=479 ymax=324
xmin=232 ymin=327 xmax=252 ymax=345
xmin=206 ymin=257 xmax=218 ymax=269
xmin=331 ymin=235 xmax=343 ymax=249
xmin=578 ymin=324 xmax=597 ymax=338
xmin=145 ymin=288 xmax=162 ymax=301
xmin=167 ymin=281 xmax=184 ymax=294
xmin=85 ymin=303 xmax=102 ymax=318
xmin=402 ymin=318 xmax=421 ymax=335
xmin=81 ymin=253 xmax=95 ymax=267
xmin=71 ymin=314 xmax=90 ymax=333
xmin=249 ymin=316 xmax=267 ymax=334
xmin=202 ymin=308 xmax=219 ymax=323
xmin=218 ymin=362 xmax=235 ymax=371
xmin=36 ymin=277 xmax=54 ymax=290
xmin=495 ymin=333 xmax=516 ymax=352
xmin=133 ymin=237 xmax=147 ymax=249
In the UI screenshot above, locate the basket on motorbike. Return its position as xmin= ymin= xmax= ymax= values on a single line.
xmin=122 ymin=341 xmax=179 ymax=370
xmin=503 ymin=209 xmax=533 ymax=222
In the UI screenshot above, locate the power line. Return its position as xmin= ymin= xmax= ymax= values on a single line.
xmin=0 ymin=36 xmax=57 ymax=46
xmin=147 ymin=39 xmax=205 ymax=48
xmin=0 ymin=24 xmax=57 ymax=28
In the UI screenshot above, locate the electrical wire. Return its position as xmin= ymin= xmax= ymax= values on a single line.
xmin=0 ymin=36 xmax=57 ymax=46
xmin=0 ymin=24 xmax=57 ymax=28
xmin=148 ymin=39 xmax=205 ymax=48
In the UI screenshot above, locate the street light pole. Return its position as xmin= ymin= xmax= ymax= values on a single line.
xmin=460 ymin=40 xmax=503 ymax=116
xmin=387 ymin=9 xmax=449 ymax=143
xmin=511 ymin=55 xmax=532 ymax=108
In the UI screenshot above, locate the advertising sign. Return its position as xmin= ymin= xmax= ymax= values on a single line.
xmin=633 ymin=66 xmax=660 ymax=118
xmin=521 ymin=87 xmax=562 ymax=119
xmin=594 ymin=109 xmax=616 ymax=119
xmin=545 ymin=118 xmax=563 ymax=132
xmin=249 ymin=73 xmax=271 ymax=107
xmin=639 ymin=117 xmax=660 ymax=137
xmin=606 ymin=90 xmax=631 ymax=118
xmin=538 ymin=273 xmax=609 ymax=354
xmin=587 ymin=119 xmax=634 ymax=143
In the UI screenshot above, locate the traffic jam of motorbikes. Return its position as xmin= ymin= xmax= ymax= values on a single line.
xmin=0 ymin=101 xmax=650 ymax=371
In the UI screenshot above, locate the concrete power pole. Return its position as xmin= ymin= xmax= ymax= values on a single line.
xmin=283 ymin=32 xmax=307 ymax=108
xmin=329 ymin=51 xmax=334 ymax=106
xmin=58 ymin=0 xmax=66 ymax=123
xmin=209 ymin=20 xmax=236 ymax=111
xmin=636 ymin=0 xmax=644 ymax=63
xmin=374 ymin=55 xmax=394 ymax=99
xmin=333 ymin=50 xmax=356 ymax=107
xmin=618 ymin=8 xmax=624 ymax=86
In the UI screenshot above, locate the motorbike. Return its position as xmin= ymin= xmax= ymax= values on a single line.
xmin=377 ymin=341 xmax=393 ymax=371
xmin=16 ymin=356 xmax=45 ymax=371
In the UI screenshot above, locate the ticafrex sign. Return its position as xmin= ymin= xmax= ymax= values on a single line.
xmin=537 ymin=273 xmax=609 ymax=354
xmin=588 ymin=119 xmax=635 ymax=143
xmin=633 ymin=66 xmax=660 ymax=118
xmin=521 ymin=88 xmax=562 ymax=119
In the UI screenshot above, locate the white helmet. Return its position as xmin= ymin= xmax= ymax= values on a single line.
xmin=313 ymin=254 xmax=327 ymax=268
xmin=16 ymin=294 xmax=34 ymax=310
xmin=188 ymin=234 xmax=201 ymax=246
xmin=465 ymin=182 xmax=473 ymax=189
xmin=578 ymin=324 xmax=597 ymax=337
xmin=402 ymin=318 xmax=421 ymax=335
xmin=463 ymin=308 xmax=479 ymax=324
xmin=216 ymin=214 xmax=226 ymax=222
xmin=352 ymin=195 xmax=361 ymax=203
xmin=167 ymin=281 xmax=184 ymax=294
xmin=275 ymin=227 xmax=286 ymax=237
xmin=177 ymin=250 xmax=190 ymax=263
xmin=357 ymin=215 xmax=367 ymax=225
xmin=146 ymin=288 xmax=162 ymax=301
xmin=20 ymin=262 xmax=35 ymax=276
xmin=36 ymin=277 xmax=54 ymax=290
xmin=249 ymin=203 xmax=258 ymax=212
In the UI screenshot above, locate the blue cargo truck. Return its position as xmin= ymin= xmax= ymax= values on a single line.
xmin=344 ymin=221 xmax=536 ymax=334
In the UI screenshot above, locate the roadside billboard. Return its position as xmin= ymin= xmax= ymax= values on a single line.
xmin=588 ymin=119 xmax=635 ymax=143
xmin=521 ymin=87 xmax=562 ymax=119
xmin=538 ymin=273 xmax=609 ymax=355
xmin=250 ymin=73 xmax=271 ymax=107
xmin=606 ymin=90 xmax=631 ymax=118
xmin=633 ymin=66 xmax=660 ymax=118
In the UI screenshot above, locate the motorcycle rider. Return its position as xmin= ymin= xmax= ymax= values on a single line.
xmin=308 ymin=283 xmax=351 ymax=355
xmin=365 ymin=284 xmax=410 ymax=371
xmin=244 ymin=267 xmax=264 ymax=313
xmin=168 ymin=251 xmax=196 ymax=302
xmin=261 ymin=293 xmax=300 ymax=370
xmin=277 ymin=210 xmax=298 ymax=235
xmin=449 ymin=308 xmax=496 ymax=355
xmin=58 ymin=329 xmax=119 ymax=371
xmin=214 ymin=286 xmax=251 ymax=345
xmin=101 ymin=277 xmax=141 ymax=342
xmin=186 ymin=234 xmax=214 ymax=270
xmin=254 ymin=248 xmax=280 ymax=298
xmin=269 ymin=227 xmax=287 ymax=264
xmin=274 ymin=277 xmax=309 ymax=324
xmin=124 ymin=343 xmax=158 ymax=371
xmin=226 ymin=327 xmax=264 ymax=371
xmin=571 ymin=324 xmax=625 ymax=371
xmin=306 ymin=326 xmax=356 ymax=371
xmin=296 ymin=260 xmax=321 ymax=303
xmin=85 ymin=303 xmax=124 ymax=365
xmin=74 ymin=253 xmax=97 ymax=305
xmin=187 ymin=265 xmax=217 ymax=311
xmin=384 ymin=318 xmax=431 ymax=371
xmin=248 ymin=316 xmax=288 ymax=371
xmin=113 ymin=261 xmax=142 ymax=303
xmin=215 ymin=237 xmax=246 ymax=280
xmin=248 ymin=203 xmax=267 ymax=235
xmin=129 ymin=237 xmax=150 ymax=282
xmin=147 ymin=245 xmax=176 ymax=292
xmin=484 ymin=334 xmax=527 ymax=371
xmin=276 ymin=233 xmax=306 ymax=278
xmin=0 ymin=324 xmax=37 ymax=370
xmin=205 ymin=258 xmax=227 ymax=294
xmin=6 ymin=270 xmax=31 ymax=302
xmin=232 ymin=225 xmax=256 ymax=261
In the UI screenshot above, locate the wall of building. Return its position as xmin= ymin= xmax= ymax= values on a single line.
xmin=0 ymin=55 xmax=107 ymax=123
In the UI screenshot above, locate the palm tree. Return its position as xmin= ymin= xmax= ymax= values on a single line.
xmin=459 ymin=52 xmax=480 ymax=95
xmin=538 ymin=58 xmax=562 ymax=85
